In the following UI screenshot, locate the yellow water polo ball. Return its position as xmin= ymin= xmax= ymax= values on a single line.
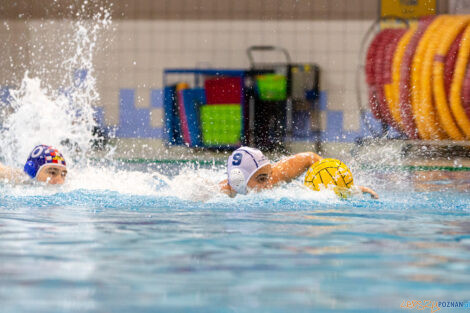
xmin=304 ymin=158 xmax=354 ymax=198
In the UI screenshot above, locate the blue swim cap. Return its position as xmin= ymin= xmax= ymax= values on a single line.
xmin=24 ymin=145 xmax=67 ymax=178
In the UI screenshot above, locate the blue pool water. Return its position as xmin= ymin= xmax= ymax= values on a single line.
xmin=0 ymin=165 xmax=469 ymax=313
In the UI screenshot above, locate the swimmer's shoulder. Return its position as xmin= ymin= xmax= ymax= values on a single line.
xmin=0 ymin=163 xmax=30 ymax=185
xmin=270 ymin=152 xmax=320 ymax=185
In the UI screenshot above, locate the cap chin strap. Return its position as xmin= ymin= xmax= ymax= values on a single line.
xmin=229 ymin=168 xmax=247 ymax=195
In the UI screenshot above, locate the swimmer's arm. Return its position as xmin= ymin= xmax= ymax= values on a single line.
xmin=0 ymin=163 xmax=29 ymax=184
xmin=219 ymin=179 xmax=237 ymax=198
xmin=270 ymin=152 xmax=322 ymax=185
xmin=357 ymin=185 xmax=379 ymax=199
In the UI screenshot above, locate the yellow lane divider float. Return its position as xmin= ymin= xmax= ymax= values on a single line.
xmin=413 ymin=16 xmax=444 ymax=140
xmin=365 ymin=15 xmax=470 ymax=141
xmin=432 ymin=15 xmax=469 ymax=140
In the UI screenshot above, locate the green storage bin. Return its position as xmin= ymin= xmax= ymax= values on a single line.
xmin=200 ymin=104 xmax=242 ymax=146
xmin=256 ymin=74 xmax=287 ymax=101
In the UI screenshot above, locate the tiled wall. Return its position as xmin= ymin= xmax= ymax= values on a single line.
xmin=0 ymin=0 xmax=450 ymax=143
xmin=100 ymin=18 xmax=373 ymax=131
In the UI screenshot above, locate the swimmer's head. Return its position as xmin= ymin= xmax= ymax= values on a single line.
xmin=24 ymin=145 xmax=67 ymax=184
xmin=227 ymin=147 xmax=270 ymax=194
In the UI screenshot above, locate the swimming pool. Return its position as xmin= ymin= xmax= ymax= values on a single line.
xmin=0 ymin=164 xmax=469 ymax=313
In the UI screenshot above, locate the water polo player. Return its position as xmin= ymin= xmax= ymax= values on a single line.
xmin=219 ymin=146 xmax=378 ymax=199
xmin=0 ymin=144 xmax=67 ymax=185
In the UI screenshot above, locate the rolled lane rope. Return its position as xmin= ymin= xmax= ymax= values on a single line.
xmin=364 ymin=15 xmax=470 ymax=141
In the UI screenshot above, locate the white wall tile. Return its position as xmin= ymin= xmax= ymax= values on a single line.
xmin=343 ymin=110 xmax=360 ymax=131
xmin=150 ymin=108 xmax=163 ymax=128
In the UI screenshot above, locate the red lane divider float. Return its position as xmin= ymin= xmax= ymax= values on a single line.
xmin=381 ymin=29 xmax=406 ymax=129
xmin=462 ymin=62 xmax=470 ymax=120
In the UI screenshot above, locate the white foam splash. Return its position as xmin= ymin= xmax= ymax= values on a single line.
xmin=157 ymin=167 xmax=342 ymax=203
xmin=159 ymin=167 xmax=227 ymax=202
xmin=0 ymin=8 xmax=111 ymax=170
xmin=0 ymin=74 xmax=91 ymax=166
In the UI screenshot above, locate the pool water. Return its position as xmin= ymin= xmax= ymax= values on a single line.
xmin=0 ymin=165 xmax=469 ymax=313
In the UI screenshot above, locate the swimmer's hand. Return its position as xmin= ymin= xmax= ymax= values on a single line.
xmin=358 ymin=185 xmax=379 ymax=199
xmin=219 ymin=179 xmax=236 ymax=198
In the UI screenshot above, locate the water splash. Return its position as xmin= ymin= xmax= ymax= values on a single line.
xmin=0 ymin=74 xmax=88 ymax=166
xmin=0 ymin=7 xmax=112 ymax=169
xmin=347 ymin=141 xmax=412 ymax=192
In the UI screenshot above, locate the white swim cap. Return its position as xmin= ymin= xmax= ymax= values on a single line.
xmin=227 ymin=147 xmax=270 ymax=194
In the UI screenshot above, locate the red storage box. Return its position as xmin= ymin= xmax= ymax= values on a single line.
xmin=204 ymin=77 xmax=242 ymax=104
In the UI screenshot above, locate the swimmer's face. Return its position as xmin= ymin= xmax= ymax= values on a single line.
xmin=36 ymin=165 xmax=67 ymax=185
xmin=247 ymin=164 xmax=272 ymax=191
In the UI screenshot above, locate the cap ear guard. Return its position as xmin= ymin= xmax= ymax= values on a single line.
xmin=24 ymin=160 xmax=38 ymax=178
xmin=229 ymin=168 xmax=247 ymax=195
